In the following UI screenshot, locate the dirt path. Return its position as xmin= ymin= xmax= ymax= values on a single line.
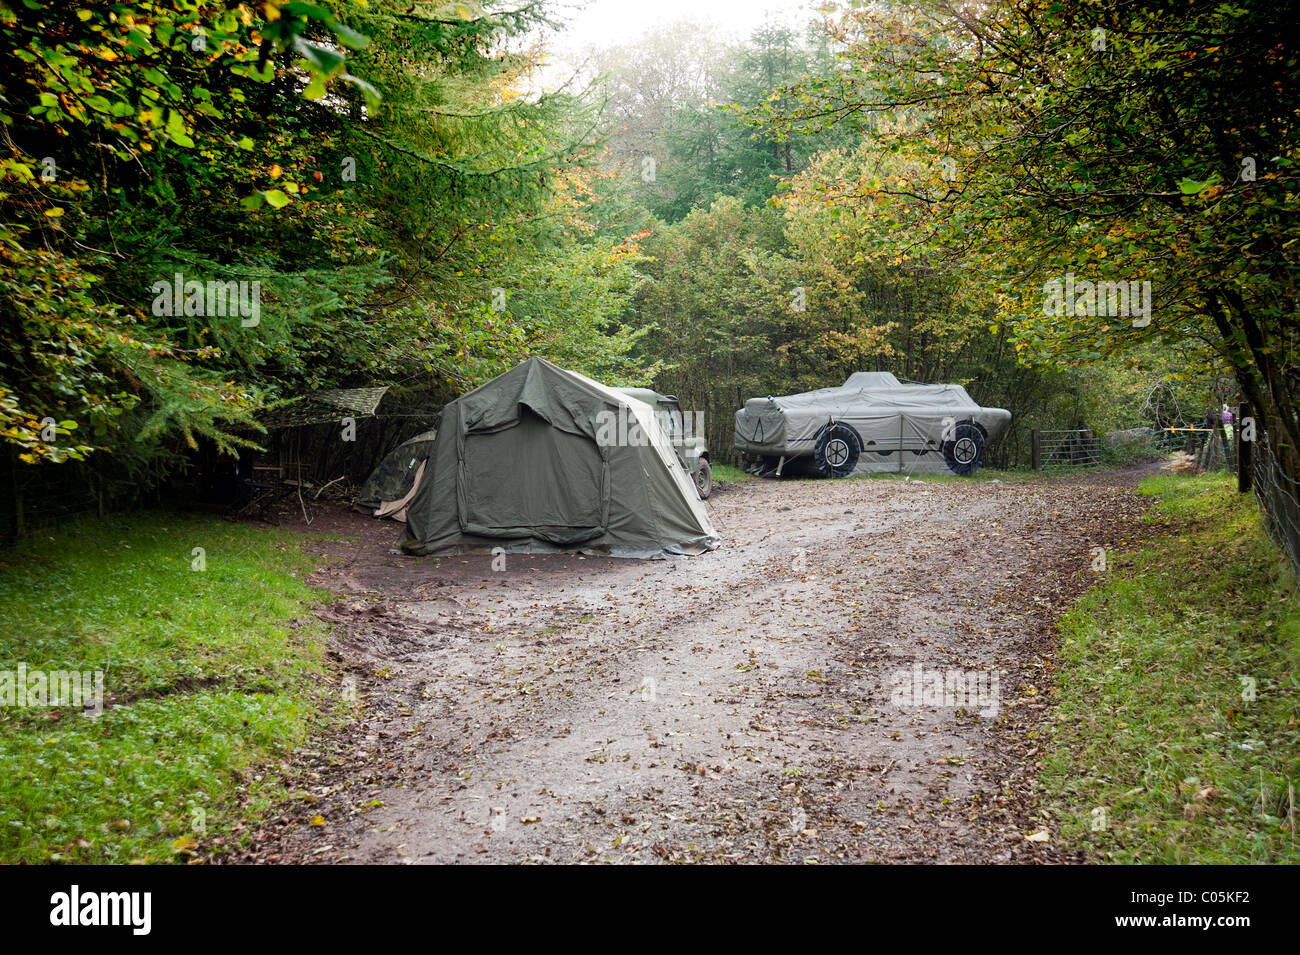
xmin=236 ymin=468 xmax=1153 ymax=864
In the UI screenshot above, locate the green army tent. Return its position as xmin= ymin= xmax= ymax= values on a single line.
xmin=355 ymin=429 xmax=437 ymax=520
xmin=401 ymin=357 xmax=720 ymax=558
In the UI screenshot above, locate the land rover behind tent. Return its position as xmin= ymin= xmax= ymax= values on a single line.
xmin=401 ymin=357 xmax=720 ymax=558
xmin=735 ymin=372 xmax=1011 ymax=478
xmin=355 ymin=429 xmax=437 ymax=521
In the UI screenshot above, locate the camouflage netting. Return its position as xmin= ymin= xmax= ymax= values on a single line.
xmin=261 ymin=387 xmax=391 ymax=429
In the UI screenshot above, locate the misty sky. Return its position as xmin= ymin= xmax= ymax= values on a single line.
xmin=546 ymin=0 xmax=819 ymax=52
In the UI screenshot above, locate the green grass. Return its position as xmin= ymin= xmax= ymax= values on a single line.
xmin=1042 ymin=473 xmax=1300 ymax=863
xmin=710 ymin=462 xmax=753 ymax=484
xmin=0 ymin=513 xmax=343 ymax=863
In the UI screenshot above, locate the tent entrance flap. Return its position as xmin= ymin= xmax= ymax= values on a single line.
xmin=459 ymin=407 xmax=607 ymax=545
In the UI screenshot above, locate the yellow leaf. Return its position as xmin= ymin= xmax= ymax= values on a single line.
xmin=309 ymin=815 xmax=325 ymax=827
xmin=44 ymin=207 xmax=64 ymax=218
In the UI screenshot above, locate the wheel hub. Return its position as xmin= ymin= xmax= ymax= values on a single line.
xmin=826 ymin=438 xmax=850 ymax=467
xmin=954 ymin=436 xmax=978 ymax=464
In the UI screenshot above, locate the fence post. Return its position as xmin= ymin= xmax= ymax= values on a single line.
xmin=1238 ymin=402 xmax=1252 ymax=493
xmin=1031 ymin=429 xmax=1040 ymax=471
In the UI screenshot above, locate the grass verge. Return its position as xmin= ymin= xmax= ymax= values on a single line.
xmin=0 ymin=513 xmax=342 ymax=863
xmin=710 ymin=462 xmax=753 ymax=484
xmin=1042 ymin=472 xmax=1299 ymax=863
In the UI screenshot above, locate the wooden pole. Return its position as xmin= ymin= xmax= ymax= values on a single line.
xmin=1031 ymin=429 xmax=1040 ymax=471
xmin=898 ymin=416 xmax=904 ymax=474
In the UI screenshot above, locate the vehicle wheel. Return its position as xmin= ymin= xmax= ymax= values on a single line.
xmin=942 ymin=421 xmax=985 ymax=475
xmin=694 ymin=458 xmax=713 ymax=498
xmin=814 ymin=424 xmax=861 ymax=478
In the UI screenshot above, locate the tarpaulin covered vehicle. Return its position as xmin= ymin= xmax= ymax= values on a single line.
xmin=617 ymin=388 xmax=713 ymax=499
xmin=734 ymin=372 xmax=1011 ymax=478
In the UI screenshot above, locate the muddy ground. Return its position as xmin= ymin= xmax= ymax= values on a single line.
xmin=232 ymin=467 xmax=1154 ymax=864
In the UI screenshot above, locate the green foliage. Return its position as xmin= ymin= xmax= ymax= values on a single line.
xmin=755 ymin=0 xmax=1299 ymax=479
xmin=594 ymin=21 xmax=852 ymax=222
xmin=1044 ymin=474 xmax=1300 ymax=863
xmin=628 ymin=185 xmax=1102 ymax=467
xmin=0 ymin=0 xmax=382 ymax=474
xmin=595 ymin=17 xmax=1171 ymax=466
xmin=0 ymin=0 xmax=650 ymax=512
xmin=630 ymin=197 xmax=786 ymax=460
xmin=6 ymin=0 xmax=1286 ymax=505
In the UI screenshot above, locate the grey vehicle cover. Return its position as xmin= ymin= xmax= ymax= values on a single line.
xmin=734 ymin=372 xmax=1011 ymax=475
xmin=402 ymin=357 xmax=720 ymax=558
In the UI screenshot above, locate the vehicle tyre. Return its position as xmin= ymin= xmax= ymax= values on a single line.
xmin=694 ymin=458 xmax=713 ymax=498
xmin=942 ymin=420 xmax=985 ymax=476
xmin=814 ymin=424 xmax=861 ymax=478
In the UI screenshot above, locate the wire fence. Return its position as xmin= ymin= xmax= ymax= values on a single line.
xmin=1251 ymin=429 xmax=1300 ymax=579
xmin=1032 ymin=426 xmax=1220 ymax=470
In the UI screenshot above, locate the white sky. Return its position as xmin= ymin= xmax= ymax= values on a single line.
xmin=545 ymin=0 xmax=818 ymax=50
xmin=532 ymin=0 xmax=822 ymax=92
